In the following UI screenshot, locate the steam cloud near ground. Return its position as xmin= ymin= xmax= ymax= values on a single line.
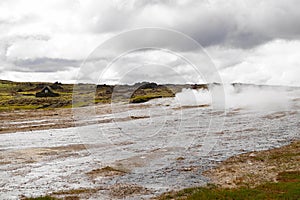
xmin=175 ymin=85 xmax=293 ymax=111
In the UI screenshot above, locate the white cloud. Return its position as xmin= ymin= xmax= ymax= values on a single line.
xmin=0 ymin=0 xmax=300 ymax=86
xmin=216 ymin=40 xmax=300 ymax=86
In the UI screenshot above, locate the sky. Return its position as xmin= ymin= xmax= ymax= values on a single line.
xmin=0 ymin=0 xmax=300 ymax=86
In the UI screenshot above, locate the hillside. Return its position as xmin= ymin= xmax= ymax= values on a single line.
xmin=0 ymin=80 xmax=207 ymax=111
xmin=0 ymin=79 xmax=297 ymax=112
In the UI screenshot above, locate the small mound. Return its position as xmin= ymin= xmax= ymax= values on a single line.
xmin=86 ymin=166 xmax=127 ymax=178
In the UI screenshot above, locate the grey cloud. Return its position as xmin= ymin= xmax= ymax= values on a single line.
xmin=12 ymin=57 xmax=80 ymax=72
xmin=89 ymin=0 xmax=300 ymax=49
xmin=172 ymin=1 xmax=300 ymax=48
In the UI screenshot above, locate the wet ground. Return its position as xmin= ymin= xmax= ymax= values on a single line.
xmin=0 ymin=89 xmax=300 ymax=199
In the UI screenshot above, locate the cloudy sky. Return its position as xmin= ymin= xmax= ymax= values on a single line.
xmin=0 ymin=0 xmax=300 ymax=86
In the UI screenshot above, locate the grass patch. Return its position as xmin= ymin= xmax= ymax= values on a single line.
xmin=0 ymin=80 xmax=189 ymax=111
xmin=130 ymin=95 xmax=162 ymax=103
xmin=159 ymin=141 xmax=300 ymax=200
xmin=203 ymin=140 xmax=300 ymax=188
xmin=158 ymin=171 xmax=300 ymax=200
xmin=277 ymin=171 xmax=300 ymax=183
xmin=158 ymin=141 xmax=300 ymax=200
xmin=52 ymin=188 xmax=97 ymax=195
xmin=0 ymin=80 xmax=208 ymax=111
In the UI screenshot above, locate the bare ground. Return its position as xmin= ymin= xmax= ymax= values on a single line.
xmin=0 ymin=104 xmax=151 ymax=134
xmin=203 ymin=140 xmax=300 ymax=188
xmin=0 ymin=144 xmax=87 ymax=166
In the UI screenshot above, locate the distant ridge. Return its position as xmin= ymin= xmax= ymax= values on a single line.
xmin=0 ymin=79 xmax=299 ymax=88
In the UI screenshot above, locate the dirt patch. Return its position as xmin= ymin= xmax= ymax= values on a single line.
xmin=276 ymin=171 xmax=300 ymax=182
xmin=0 ymin=161 xmax=11 ymax=165
xmin=53 ymin=188 xmax=97 ymax=195
xmin=204 ymin=140 xmax=300 ymax=188
xmin=50 ymin=182 xmax=150 ymax=199
xmin=226 ymin=108 xmax=244 ymax=117
xmin=86 ymin=166 xmax=127 ymax=178
xmin=0 ymin=108 xmax=75 ymax=134
xmin=172 ymin=104 xmax=209 ymax=110
xmin=109 ymin=183 xmax=151 ymax=198
xmin=0 ymin=144 xmax=87 ymax=165
xmin=0 ymin=104 xmax=154 ymax=134
xmin=113 ymin=147 xmax=184 ymax=171
xmin=52 ymin=187 xmax=102 ymax=199
xmin=130 ymin=115 xmax=150 ymax=119
xmin=235 ymin=127 xmax=259 ymax=133
xmin=49 ymin=144 xmax=86 ymax=152
xmin=262 ymin=111 xmax=297 ymax=120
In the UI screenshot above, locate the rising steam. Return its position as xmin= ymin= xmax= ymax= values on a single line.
xmin=174 ymin=84 xmax=293 ymax=111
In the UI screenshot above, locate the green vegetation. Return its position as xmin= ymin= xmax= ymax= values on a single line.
xmin=23 ymin=188 xmax=96 ymax=200
xmin=25 ymin=172 xmax=300 ymax=200
xmin=90 ymin=166 xmax=126 ymax=173
xmin=0 ymin=80 xmax=74 ymax=111
xmin=159 ymin=171 xmax=300 ymax=200
xmin=0 ymin=80 xmax=197 ymax=112
xmin=159 ymin=140 xmax=300 ymax=200
xmin=201 ymin=140 xmax=300 ymax=189
xmin=23 ymin=196 xmax=79 ymax=200
xmin=52 ymin=188 xmax=97 ymax=195
xmin=130 ymin=95 xmax=163 ymax=103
